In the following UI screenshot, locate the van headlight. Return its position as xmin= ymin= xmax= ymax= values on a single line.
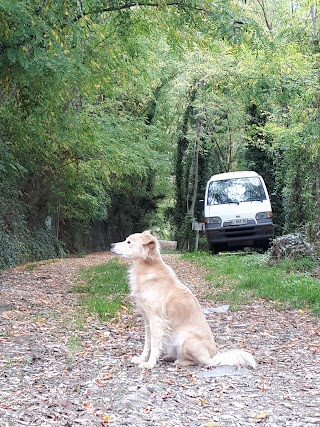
xmin=255 ymin=211 xmax=272 ymax=220
xmin=205 ymin=216 xmax=222 ymax=224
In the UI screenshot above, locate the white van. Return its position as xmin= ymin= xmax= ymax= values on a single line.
xmin=204 ymin=171 xmax=273 ymax=253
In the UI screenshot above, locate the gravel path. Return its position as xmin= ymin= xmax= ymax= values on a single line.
xmin=0 ymin=252 xmax=320 ymax=427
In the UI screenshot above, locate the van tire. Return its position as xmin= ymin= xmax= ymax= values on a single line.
xmin=255 ymin=240 xmax=270 ymax=252
xmin=210 ymin=244 xmax=220 ymax=255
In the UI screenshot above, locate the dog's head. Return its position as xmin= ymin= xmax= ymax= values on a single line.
xmin=110 ymin=230 xmax=160 ymax=260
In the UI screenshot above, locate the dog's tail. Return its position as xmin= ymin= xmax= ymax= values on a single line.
xmin=207 ymin=349 xmax=257 ymax=369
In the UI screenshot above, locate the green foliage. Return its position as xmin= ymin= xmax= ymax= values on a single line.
xmin=28 ymin=229 xmax=65 ymax=261
xmin=0 ymin=222 xmax=65 ymax=270
xmin=1 ymin=0 xmax=320 ymax=267
xmin=183 ymin=252 xmax=320 ymax=315
xmin=0 ymin=0 xmax=177 ymax=265
xmin=72 ymin=259 xmax=129 ymax=319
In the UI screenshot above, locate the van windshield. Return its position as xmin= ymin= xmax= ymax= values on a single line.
xmin=207 ymin=177 xmax=267 ymax=205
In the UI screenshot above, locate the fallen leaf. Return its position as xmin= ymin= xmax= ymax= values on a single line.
xmin=95 ymin=373 xmax=113 ymax=386
xmin=232 ymin=402 xmax=245 ymax=409
xmin=191 ymin=375 xmax=197 ymax=384
xmin=101 ymin=414 xmax=110 ymax=424
xmin=251 ymin=411 xmax=269 ymax=421
xmin=83 ymin=402 xmax=95 ymax=414
xmin=258 ymin=383 xmax=269 ymax=392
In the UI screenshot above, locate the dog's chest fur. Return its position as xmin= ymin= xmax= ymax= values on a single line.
xmin=129 ymin=265 xmax=159 ymax=295
xmin=128 ymin=261 xmax=172 ymax=311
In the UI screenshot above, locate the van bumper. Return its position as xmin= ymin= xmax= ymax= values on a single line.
xmin=205 ymin=222 xmax=274 ymax=248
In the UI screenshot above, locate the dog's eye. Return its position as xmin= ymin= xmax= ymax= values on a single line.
xmin=127 ymin=240 xmax=131 ymax=244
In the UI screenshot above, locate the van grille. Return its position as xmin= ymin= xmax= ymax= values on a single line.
xmin=224 ymin=227 xmax=255 ymax=238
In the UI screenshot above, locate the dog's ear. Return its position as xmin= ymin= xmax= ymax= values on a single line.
xmin=141 ymin=231 xmax=158 ymax=260
xmin=141 ymin=230 xmax=153 ymax=244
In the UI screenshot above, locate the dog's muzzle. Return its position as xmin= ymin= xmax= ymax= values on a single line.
xmin=110 ymin=243 xmax=121 ymax=256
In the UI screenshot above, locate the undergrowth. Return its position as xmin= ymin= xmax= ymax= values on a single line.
xmin=71 ymin=259 xmax=129 ymax=320
xmin=183 ymin=252 xmax=320 ymax=316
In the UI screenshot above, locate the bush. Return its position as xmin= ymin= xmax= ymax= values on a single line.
xmin=268 ymin=233 xmax=316 ymax=263
xmin=0 ymin=223 xmax=65 ymax=270
xmin=29 ymin=229 xmax=65 ymax=261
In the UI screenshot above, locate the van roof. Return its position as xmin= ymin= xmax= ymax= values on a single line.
xmin=209 ymin=171 xmax=260 ymax=181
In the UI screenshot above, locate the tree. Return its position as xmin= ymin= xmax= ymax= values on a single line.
xmin=1 ymin=0 xmax=320 ymax=268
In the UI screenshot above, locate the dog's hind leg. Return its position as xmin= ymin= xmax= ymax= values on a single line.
xmin=175 ymin=338 xmax=213 ymax=367
xmin=174 ymin=358 xmax=196 ymax=367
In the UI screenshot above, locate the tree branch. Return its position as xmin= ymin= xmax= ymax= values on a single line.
xmin=72 ymin=0 xmax=183 ymax=23
xmin=255 ymin=0 xmax=272 ymax=34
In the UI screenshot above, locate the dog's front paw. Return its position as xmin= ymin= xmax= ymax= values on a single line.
xmin=131 ymin=355 xmax=146 ymax=364
xmin=139 ymin=361 xmax=156 ymax=369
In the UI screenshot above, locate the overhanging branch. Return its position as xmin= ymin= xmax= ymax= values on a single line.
xmin=72 ymin=0 xmax=184 ymax=23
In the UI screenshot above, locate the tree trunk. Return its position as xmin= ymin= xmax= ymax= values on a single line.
xmin=190 ymin=79 xmax=204 ymax=217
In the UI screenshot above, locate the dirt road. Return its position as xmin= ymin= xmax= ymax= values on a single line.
xmin=1 ymin=253 xmax=320 ymax=426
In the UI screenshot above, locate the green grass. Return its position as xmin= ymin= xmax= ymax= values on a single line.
xmin=71 ymin=253 xmax=320 ymax=318
xmin=183 ymin=252 xmax=320 ymax=315
xmin=70 ymin=259 xmax=129 ymax=320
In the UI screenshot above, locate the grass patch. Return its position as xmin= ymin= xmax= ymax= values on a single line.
xmin=71 ymin=259 xmax=129 ymax=320
xmin=183 ymin=252 xmax=320 ymax=315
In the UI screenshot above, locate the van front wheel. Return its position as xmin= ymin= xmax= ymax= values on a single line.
xmin=254 ymin=239 xmax=271 ymax=252
xmin=209 ymin=244 xmax=221 ymax=255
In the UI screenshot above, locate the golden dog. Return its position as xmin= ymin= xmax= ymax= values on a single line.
xmin=111 ymin=231 xmax=256 ymax=370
